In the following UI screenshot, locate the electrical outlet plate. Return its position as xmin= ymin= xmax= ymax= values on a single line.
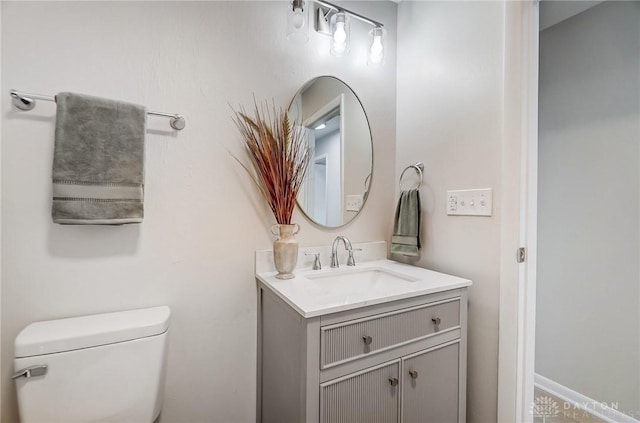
xmin=346 ymin=195 xmax=363 ymax=212
xmin=447 ymin=188 xmax=493 ymax=216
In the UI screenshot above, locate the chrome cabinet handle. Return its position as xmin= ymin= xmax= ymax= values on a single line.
xmin=362 ymin=335 xmax=373 ymax=345
xmin=431 ymin=317 xmax=441 ymax=325
xmin=388 ymin=377 xmax=399 ymax=386
xmin=409 ymin=370 xmax=418 ymax=379
xmin=12 ymin=365 xmax=47 ymax=380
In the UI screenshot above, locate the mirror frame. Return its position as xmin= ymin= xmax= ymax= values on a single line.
xmin=289 ymin=75 xmax=374 ymax=229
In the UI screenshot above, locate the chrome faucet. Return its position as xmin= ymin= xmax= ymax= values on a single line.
xmin=330 ymin=236 xmax=361 ymax=268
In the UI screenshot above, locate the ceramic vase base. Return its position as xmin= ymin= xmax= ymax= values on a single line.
xmin=272 ymin=223 xmax=300 ymax=280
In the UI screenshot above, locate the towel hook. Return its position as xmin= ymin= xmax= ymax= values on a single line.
xmin=399 ymin=162 xmax=424 ymax=191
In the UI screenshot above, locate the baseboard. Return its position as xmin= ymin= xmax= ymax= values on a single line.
xmin=534 ymin=373 xmax=639 ymax=423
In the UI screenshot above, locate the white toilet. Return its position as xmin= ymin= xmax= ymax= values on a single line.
xmin=13 ymin=306 xmax=170 ymax=423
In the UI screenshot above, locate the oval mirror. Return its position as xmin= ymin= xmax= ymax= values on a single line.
xmin=289 ymin=76 xmax=373 ymax=228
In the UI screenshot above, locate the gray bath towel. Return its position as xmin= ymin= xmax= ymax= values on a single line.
xmin=391 ymin=189 xmax=421 ymax=256
xmin=52 ymin=92 xmax=146 ymax=224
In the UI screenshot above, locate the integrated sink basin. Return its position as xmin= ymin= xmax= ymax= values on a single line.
xmin=289 ymin=266 xmax=426 ymax=309
xmin=306 ymin=267 xmax=418 ymax=286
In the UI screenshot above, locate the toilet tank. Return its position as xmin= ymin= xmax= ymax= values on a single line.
xmin=14 ymin=306 xmax=170 ymax=423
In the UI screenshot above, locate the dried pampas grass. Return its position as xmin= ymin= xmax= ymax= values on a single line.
xmin=231 ymin=99 xmax=310 ymax=225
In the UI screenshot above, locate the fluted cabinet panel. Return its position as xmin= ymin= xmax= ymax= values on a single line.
xmin=322 ymin=300 xmax=460 ymax=367
xmin=402 ymin=342 xmax=460 ymax=423
xmin=320 ymin=361 xmax=400 ymax=423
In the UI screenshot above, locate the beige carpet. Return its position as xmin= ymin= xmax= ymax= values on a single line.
xmin=533 ymin=388 xmax=606 ymax=423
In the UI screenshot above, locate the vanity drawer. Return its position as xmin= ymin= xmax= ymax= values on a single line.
xmin=321 ymin=298 xmax=460 ymax=369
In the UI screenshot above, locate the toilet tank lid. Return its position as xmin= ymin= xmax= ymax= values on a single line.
xmin=15 ymin=306 xmax=171 ymax=358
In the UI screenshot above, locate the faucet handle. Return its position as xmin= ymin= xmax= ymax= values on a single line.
xmin=346 ymin=248 xmax=362 ymax=266
xmin=305 ymin=252 xmax=322 ymax=270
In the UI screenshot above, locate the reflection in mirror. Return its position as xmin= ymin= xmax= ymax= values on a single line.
xmin=289 ymin=76 xmax=373 ymax=228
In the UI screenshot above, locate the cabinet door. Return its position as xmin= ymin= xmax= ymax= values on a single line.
xmin=401 ymin=342 xmax=460 ymax=423
xmin=320 ymin=360 xmax=400 ymax=423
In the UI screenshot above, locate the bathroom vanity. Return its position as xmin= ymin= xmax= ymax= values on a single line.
xmin=256 ymin=242 xmax=471 ymax=423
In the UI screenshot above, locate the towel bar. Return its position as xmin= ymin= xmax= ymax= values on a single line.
xmin=9 ymin=89 xmax=186 ymax=131
xmin=399 ymin=162 xmax=424 ymax=190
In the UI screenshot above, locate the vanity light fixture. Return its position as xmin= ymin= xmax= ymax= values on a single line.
xmin=311 ymin=0 xmax=385 ymax=64
xmin=287 ymin=0 xmax=309 ymax=44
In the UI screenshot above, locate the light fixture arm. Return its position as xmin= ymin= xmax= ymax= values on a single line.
xmin=314 ymin=0 xmax=383 ymax=29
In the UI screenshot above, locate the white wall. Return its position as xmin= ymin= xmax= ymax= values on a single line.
xmin=536 ymin=1 xmax=640 ymax=413
xmin=396 ymin=2 xmax=504 ymax=422
xmin=0 ymin=2 xmax=397 ymax=421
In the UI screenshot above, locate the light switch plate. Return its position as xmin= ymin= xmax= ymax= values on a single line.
xmin=447 ymin=188 xmax=493 ymax=216
xmin=346 ymin=195 xmax=364 ymax=212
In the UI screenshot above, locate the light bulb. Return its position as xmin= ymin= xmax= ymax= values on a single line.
xmin=371 ymin=36 xmax=383 ymax=56
xmin=329 ymin=12 xmax=349 ymax=57
xmin=334 ymin=22 xmax=346 ymax=44
xmin=292 ymin=7 xmax=304 ymax=30
xmin=368 ymin=27 xmax=385 ymax=66
xmin=287 ymin=0 xmax=308 ymax=43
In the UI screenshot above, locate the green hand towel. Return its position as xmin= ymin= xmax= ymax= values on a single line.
xmin=52 ymin=92 xmax=146 ymax=225
xmin=391 ymin=189 xmax=421 ymax=256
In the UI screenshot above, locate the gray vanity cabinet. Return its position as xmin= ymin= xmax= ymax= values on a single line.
xmin=257 ymin=283 xmax=468 ymax=423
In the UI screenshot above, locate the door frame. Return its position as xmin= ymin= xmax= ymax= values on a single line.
xmin=313 ymin=153 xmax=329 ymax=225
xmin=497 ymin=1 xmax=539 ymax=422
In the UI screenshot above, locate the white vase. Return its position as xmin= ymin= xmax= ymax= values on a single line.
xmin=271 ymin=223 xmax=300 ymax=279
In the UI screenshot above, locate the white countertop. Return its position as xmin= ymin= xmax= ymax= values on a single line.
xmin=256 ymin=259 xmax=472 ymax=318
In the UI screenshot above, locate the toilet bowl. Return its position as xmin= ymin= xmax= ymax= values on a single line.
xmin=13 ymin=306 xmax=170 ymax=423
